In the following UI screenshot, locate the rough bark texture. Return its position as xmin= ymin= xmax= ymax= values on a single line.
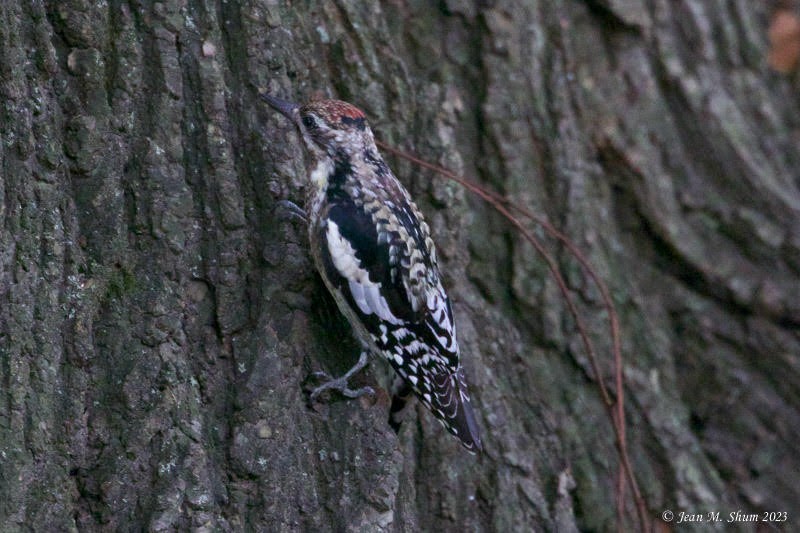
xmin=1 ymin=1 xmax=798 ymax=531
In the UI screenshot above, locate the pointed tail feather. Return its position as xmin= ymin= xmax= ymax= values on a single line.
xmin=427 ymin=367 xmax=483 ymax=453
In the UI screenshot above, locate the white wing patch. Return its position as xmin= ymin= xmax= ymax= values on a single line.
xmin=326 ymin=220 xmax=403 ymax=325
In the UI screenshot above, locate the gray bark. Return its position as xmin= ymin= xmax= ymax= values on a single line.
xmin=1 ymin=0 xmax=798 ymax=531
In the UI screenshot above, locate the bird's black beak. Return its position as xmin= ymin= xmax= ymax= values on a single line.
xmin=261 ymin=93 xmax=299 ymax=121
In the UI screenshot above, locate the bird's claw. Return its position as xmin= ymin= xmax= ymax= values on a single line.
xmin=276 ymin=199 xmax=308 ymax=222
xmin=309 ymin=377 xmax=375 ymax=402
xmin=308 ymin=351 xmax=373 ymax=402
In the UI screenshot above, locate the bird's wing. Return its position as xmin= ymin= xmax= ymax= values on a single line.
xmin=318 ymin=179 xmax=481 ymax=451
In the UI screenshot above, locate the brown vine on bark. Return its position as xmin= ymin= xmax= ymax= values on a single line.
xmin=376 ymin=139 xmax=648 ymax=531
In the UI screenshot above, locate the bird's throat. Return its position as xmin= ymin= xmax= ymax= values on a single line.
xmin=309 ymin=157 xmax=334 ymax=192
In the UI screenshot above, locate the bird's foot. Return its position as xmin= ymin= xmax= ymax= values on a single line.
xmin=309 ymin=351 xmax=374 ymax=401
xmin=276 ymin=199 xmax=308 ymax=223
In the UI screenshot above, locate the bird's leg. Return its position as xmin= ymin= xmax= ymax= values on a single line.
xmin=275 ymin=199 xmax=308 ymax=223
xmin=310 ymin=350 xmax=375 ymax=401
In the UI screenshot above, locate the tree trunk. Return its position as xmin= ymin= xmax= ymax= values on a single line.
xmin=1 ymin=1 xmax=798 ymax=531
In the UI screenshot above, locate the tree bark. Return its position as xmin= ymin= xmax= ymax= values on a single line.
xmin=1 ymin=0 xmax=798 ymax=531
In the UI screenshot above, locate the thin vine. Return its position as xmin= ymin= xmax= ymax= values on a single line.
xmin=376 ymin=139 xmax=649 ymax=531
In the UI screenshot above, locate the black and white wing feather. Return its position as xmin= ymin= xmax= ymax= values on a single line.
xmin=316 ymin=177 xmax=482 ymax=452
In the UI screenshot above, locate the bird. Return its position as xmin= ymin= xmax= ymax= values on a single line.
xmin=263 ymin=93 xmax=482 ymax=453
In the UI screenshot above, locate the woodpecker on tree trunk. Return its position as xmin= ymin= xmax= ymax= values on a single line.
xmin=263 ymin=94 xmax=482 ymax=453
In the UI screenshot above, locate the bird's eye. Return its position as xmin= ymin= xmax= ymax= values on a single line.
xmin=301 ymin=116 xmax=317 ymax=129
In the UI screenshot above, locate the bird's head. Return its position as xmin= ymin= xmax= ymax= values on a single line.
xmin=263 ymin=94 xmax=374 ymax=162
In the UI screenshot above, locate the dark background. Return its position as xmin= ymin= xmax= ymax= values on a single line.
xmin=1 ymin=1 xmax=798 ymax=531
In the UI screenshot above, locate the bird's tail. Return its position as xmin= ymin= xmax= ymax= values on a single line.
xmin=427 ymin=367 xmax=483 ymax=453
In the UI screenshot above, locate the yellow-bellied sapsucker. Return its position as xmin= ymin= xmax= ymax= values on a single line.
xmin=263 ymin=94 xmax=482 ymax=453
